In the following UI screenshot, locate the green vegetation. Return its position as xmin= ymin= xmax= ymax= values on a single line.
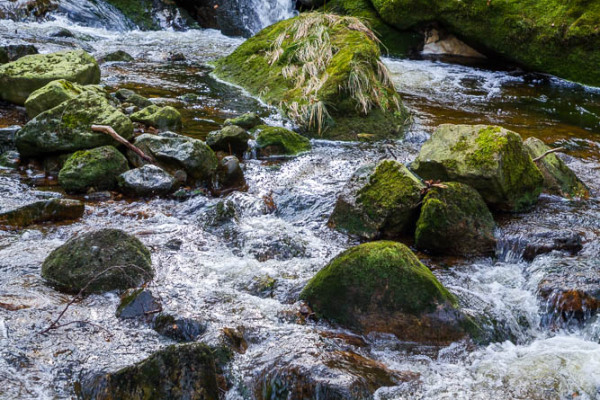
xmin=255 ymin=126 xmax=312 ymax=156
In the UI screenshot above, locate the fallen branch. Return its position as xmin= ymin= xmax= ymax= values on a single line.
xmin=91 ymin=124 xmax=154 ymax=163
xmin=533 ymin=146 xmax=565 ymax=162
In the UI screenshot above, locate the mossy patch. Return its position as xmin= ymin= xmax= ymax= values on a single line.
xmin=24 ymin=79 xmax=105 ymax=118
xmin=254 ymin=126 xmax=311 ymax=157
xmin=131 ymin=105 xmax=182 ymax=132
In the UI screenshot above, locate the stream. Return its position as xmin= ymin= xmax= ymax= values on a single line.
xmin=1 ymin=3 xmax=600 ymax=399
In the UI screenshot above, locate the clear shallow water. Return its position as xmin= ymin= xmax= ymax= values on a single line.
xmin=1 ymin=10 xmax=600 ymax=400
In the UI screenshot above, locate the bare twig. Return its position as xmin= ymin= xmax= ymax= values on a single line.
xmin=533 ymin=146 xmax=565 ymax=162
xmin=91 ymin=124 xmax=154 ymax=162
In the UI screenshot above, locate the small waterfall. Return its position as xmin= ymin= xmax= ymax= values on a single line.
xmin=253 ymin=0 xmax=297 ymax=32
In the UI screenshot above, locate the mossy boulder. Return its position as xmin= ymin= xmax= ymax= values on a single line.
xmin=58 ymin=146 xmax=129 ymax=193
xmin=78 ymin=343 xmax=219 ymax=400
xmin=0 ymin=50 xmax=100 ymax=105
xmin=224 ymin=112 xmax=263 ymax=130
xmin=0 ymin=199 xmax=84 ymax=227
xmin=118 ymin=164 xmax=176 ymax=196
xmin=254 ymin=126 xmax=311 ymax=157
xmin=213 ymin=13 xmax=409 ymax=140
xmin=411 ymin=124 xmax=544 ymax=212
xmin=16 ymin=91 xmax=133 ymax=158
xmin=128 ymin=132 xmax=218 ymax=185
xmin=369 ymin=0 xmax=600 ymax=86
xmin=329 ymin=160 xmax=424 ymax=239
xmin=300 ymin=241 xmax=472 ymax=343
xmin=206 ymin=125 xmax=250 ymax=156
xmin=131 ymin=105 xmax=182 ymax=132
xmin=24 ymin=79 xmax=105 ymax=118
xmin=524 ymin=137 xmax=589 ymax=198
xmin=115 ymin=88 xmax=153 ymax=109
xmin=42 ymin=229 xmax=153 ymax=294
xmin=415 ymin=182 xmax=496 ymax=256
xmin=101 ymin=50 xmax=134 ymax=63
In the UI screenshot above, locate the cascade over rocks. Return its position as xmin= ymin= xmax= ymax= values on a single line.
xmin=0 ymin=49 xmax=100 ymax=105
xmin=300 ymin=241 xmax=475 ymax=343
xmin=329 ymin=160 xmax=424 ymax=239
xmin=411 ymin=124 xmax=544 ymax=213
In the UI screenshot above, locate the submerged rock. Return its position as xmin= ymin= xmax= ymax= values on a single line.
xmin=501 ymin=228 xmax=584 ymax=262
xmin=415 ymin=182 xmax=496 ymax=256
xmin=524 ymin=137 xmax=589 ymax=198
xmin=300 ymin=241 xmax=473 ymax=343
xmin=0 ymin=150 xmax=19 ymax=169
xmin=129 ymin=132 xmax=217 ymax=185
xmin=118 ymin=164 xmax=176 ymax=196
xmin=24 ymin=79 xmax=105 ymax=118
xmin=78 ymin=343 xmax=219 ymax=400
xmin=0 ymin=199 xmax=84 ymax=227
xmin=254 ymin=126 xmax=311 ymax=157
xmin=213 ymin=13 xmax=409 ymax=140
xmin=116 ymin=289 xmax=162 ymax=320
xmin=42 ymin=229 xmax=153 ymax=294
xmin=115 ymin=89 xmax=152 ymax=109
xmin=58 ymin=146 xmax=129 ymax=193
xmin=329 ymin=160 xmax=424 ymax=239
xmin=153 ymin=314 xmax=207 ymax=342
xmin=0 ymin=49 xmax=100 ymax=105
xmin=411 ymin=124 xmax=544 ymax=212
xmin=224 ymin=112 xmax=263 ymax=130
xmin=206 ymin=125 xmax=250 ymax=157
xmin=0 ymin=44 xmax=38 ymax=64
xmin=16 ymin=91 xmax=133 ymax=157
xmin=131 ymin=105 xmax=182 ymax=131
xmin=101 ymin=50 xmax=134 ymax=63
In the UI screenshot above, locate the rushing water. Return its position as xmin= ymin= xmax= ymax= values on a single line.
xmin=1 ymin=4 xmax=600 ymax=399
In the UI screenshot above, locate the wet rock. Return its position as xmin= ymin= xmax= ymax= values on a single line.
xmin=0 ymin=198 xmax=84 ymax=227
xmin=213 ymin=13 xmax=409 ymax=140
xmin=42 ymin=153 xmax=72 ymax=177
xmin=206 ymin=125 xmax=250 ymax=157
xmin=411 ymin=124 xmax=544 ymax=212
xmin=49 ymin=27 xmax=74 ymax=38
xmin=422 ymin=28 xmax=485 ymax=58
xmin=0 ymin=44 xmax=38 ymax=64
xmin=129 ymin=132 xmax=217 ymax=185
xmin=203 ymin=200 xmax=238 ymax=227
xmin=58 ymin=146 xmax=129 ymax=193
xmin=524 ymin=137 xmax=590 ymax=198
xmin=116 ymin=289 xmax=162 ymax=320
xmin=243 ymin=275 xmax=277 ymax=298
xmin=114 ymin=88 xmax=152 ymax=108
xmin=222 ymin=326 xmax=248 ymax=354
xmin=153 ymin=313 xmax=207 ymax=342
xmin=215 ymin=155 xmax=246 ymax=194
xmin=415 ymin=182 xmax=496 ymax=256
xmin=42 ymin=229 xmax=153 ymax=294
xmin=0 ymin=125 xmax=19 ymax=153
xmin=16 ymin=91 xmax=133 ymax=157
xmin=164 ymin=238 xmax=183 ymax=250
xmin=118 ymin=164 xmax=176 ymax=196
xmin=502 ymin=229 xmax=584 ymax=262
xmin=0 ymin=150 xmax=19 ymax=169
xmin=329 ymin=160 xmax=425 ymax=239
xmin=24 ymin=79 xmax=106 ymax=118
xmin=78 ymin=343 xmax=219 ymax=400
xmin=131 ymin=105 xmax=182 ymax=132
xmin=0 ymin=49 xmax=100 ymax=105
xmin=168 ymin=52 xmax=186 ymax=62
xmin=254 ymin=126 xmax=311 ymax=157
xmin=101 ymin=50 xmax=134 ymax=63
xmin=247 ymin=232 xmax=308 ymax=262
xmin=224 ymin=112 xmax=263 ymax=130
xmin=300 ymin=241 xmax=474 ymax=343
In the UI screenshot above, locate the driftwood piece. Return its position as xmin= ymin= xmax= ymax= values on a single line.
xmin=91 ymin=124 xmax=154 ymax=162
xmin=533 ymin=146 xmax=566 ymax=162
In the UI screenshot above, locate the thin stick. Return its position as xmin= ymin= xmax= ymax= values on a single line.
xmin=91 ymin=124 xmax=154 ymax=162
xmin=533 ymin=147 xmax=566 ymax=162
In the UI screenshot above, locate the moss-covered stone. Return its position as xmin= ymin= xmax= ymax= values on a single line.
xmin=24 ymin=79 xmax=105 ymax=118
xmin=369 ymin=0 xmax=600 ymax=86
xmin=42 ymin=229 xmax=153 ymax=294
xmin=415 ymin=182 xmax=496 ymax=256
xmin=58 ymin=146 xmax=129 ymax=193
xmin=213 ymin=13 xmax=409 ymax=140
xmin=524 ymin=137 xmax=590 ymax=198
xmin=0 ymin=198 xmax=84 ymax=227
xmin=206 ymin=125 xmax=250 ymax=156
xmin=101 ymin=50 xmax=134 ymax=63
xmin=300 ymin=241 xmax=471 ymax=343
xmin=254 ymin=126 xmax=311 ymax=157
xmin=0 ymin=50 xmax=100 ymax=105
xmin=129 ymin=132 xmax=217 ymax=185
xmin=329 ymin=160 xmax=424 ymax=239
xmin=16 ymin=91 xmax=133 ymax=157
xmin=78 ymin=343 xmax=219 ymax=400
xmin=131 ymin=105 xmax=182 ymax=132
xmin=104 ymin=0 xmax=158 ymax=30
xmin=224 ymin=112 xmax=263 ymax=130
xmin=411 ymin=124 xmax=544 ymax=212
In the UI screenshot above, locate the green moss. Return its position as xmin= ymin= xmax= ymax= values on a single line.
xmin=467 ymin=126 xmax=507 ymax=170
xmin=131 ymin=105 xmax=182 ymax=132
xmin=300 ymin=241 xmax=457 ymax=328
xmin=24 ymin=79 xmax=105 ymax=118
xmin=255 ymin=126 xmax=312 ymax=156
xmin=104 ymin=0 xmax=157 ymax=30
xmin=116 ymin=288 xmax=144 ymax=316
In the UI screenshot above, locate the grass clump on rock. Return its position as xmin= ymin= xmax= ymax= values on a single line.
xmin=213 ymin=13 xmax=409 ymax=140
